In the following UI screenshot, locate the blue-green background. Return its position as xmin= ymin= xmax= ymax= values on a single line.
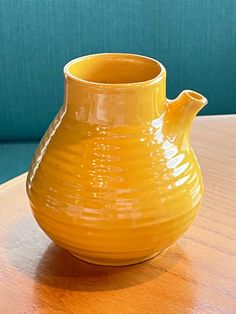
xmin=0 ymin=0 xmax=235 ymax=182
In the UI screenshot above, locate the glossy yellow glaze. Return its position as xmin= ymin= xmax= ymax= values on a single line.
xmin=26 ymin=53 xmax=207 ymax=266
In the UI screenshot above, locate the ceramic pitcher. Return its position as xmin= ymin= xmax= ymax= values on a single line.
xmin=26 ymin=53 xmax=207 ymax=266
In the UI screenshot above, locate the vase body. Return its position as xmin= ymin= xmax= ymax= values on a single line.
xmin=27 ymin=53 xmax=207 ymax=266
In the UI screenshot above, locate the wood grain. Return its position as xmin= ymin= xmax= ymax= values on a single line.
xmin=0 ymin=115 xmax=236 ymax=314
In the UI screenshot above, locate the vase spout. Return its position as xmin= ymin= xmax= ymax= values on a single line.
xmin=163 ymin=90 xmax=208 ymax=144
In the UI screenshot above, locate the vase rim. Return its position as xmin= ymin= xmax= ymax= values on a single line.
xmin=64 ymin=53 xmax=166 ymax=88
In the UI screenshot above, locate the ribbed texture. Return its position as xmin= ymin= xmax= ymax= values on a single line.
xmin=27 ymin=110 xmax=203 ymax=265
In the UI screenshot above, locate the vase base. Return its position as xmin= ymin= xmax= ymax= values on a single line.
xmin=69 ymin=250 xmax=165 ymax=266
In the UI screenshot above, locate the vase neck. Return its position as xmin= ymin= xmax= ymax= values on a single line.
xmin=64 ymin=79 xmax=166 ymax=126
xmin=64 ymin=53 xmax=167 ymax=126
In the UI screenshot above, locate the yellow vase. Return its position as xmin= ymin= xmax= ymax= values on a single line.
xmin=26 ymin=53 xmax=207 ymax=266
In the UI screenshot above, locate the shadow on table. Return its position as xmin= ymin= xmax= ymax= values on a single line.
xmin=5 ymin=214 xmax=191 ymax=292
xmin=35 ymin=242 xmax=186 ymax=291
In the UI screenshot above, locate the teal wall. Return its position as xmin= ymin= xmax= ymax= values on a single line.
xmin=0 ymin=0 xmax=236 ymax=141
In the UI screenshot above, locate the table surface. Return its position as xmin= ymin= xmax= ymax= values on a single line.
xmin=0 ymin=115 xmax=236 ymax=314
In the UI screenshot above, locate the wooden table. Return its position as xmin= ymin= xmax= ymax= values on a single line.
xmin=0 ymin=115 xmax=236 ymax=314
